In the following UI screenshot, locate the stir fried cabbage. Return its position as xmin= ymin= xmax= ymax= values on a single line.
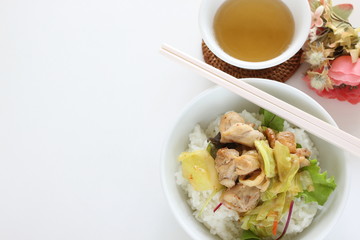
xmin=273 ymin=141 xmax=292 ymax=182
xmin=178 ymin=150 xmax=223 ymax=191
xmin=242 ymin=192 xmax=292 ymax=238
xmin=254 ymin=140 xmax=276 ymax=178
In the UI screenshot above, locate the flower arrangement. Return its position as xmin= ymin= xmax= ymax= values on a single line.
xmin=303 ymin=0 xmax=360 ymax=104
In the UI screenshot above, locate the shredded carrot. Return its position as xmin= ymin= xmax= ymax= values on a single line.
xmin=272 ymin=220 xmax=279 ymax=236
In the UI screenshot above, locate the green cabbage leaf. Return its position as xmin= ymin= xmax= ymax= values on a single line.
xmin=259 ymin=108 xmax=284 ymax=131
xmin=240 ymin=230 xmax=260 ymax=240
xmin=297 ymin=159 xmax=336 ymax=205
xmin=273 ymin=141 xmax=291 ymax=182
xmin=254 ymin=140 xmax=276 ymax=178
xmin=261 ymin=144 xmax=300 ymax=201
xmin=178 ymin=150 xmax=223 ymax=191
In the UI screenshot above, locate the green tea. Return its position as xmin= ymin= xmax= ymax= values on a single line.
xmin=214 ymin=0 xmax=295 ymax=62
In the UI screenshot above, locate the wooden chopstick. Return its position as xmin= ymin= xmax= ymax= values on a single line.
xmin=160 ymin=43 xmax=360 ymax=157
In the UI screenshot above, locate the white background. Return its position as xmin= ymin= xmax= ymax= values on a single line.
xmin=0 ymin=0 xmax=359 ymax=239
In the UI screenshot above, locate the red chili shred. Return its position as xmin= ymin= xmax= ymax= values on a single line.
xmin=213 ymin=203 xmax=223 ymax=212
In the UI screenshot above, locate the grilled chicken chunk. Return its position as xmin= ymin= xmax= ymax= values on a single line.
xmin=264 ymin=128 xmax=276 ymax=148
xmin=219 ymin=111 xmax=245 ymax=133
xmin=215 ymin=148 xmax=262 ymax=188
xmin=219 ymin=111 xmax=265 ymax=147
xmin=276 ymin=131 xmax=296 ymax=153
xmin=220 ymin=184 xmax=260 ymax=213
xmin=296 ymin=148 xmax=311 ymax=167
xmin=234 ymin=150 xmax=260 ymax=176
xmin=215 ymin=148 xmax=240 ymax=188
xmin=220 ymin=123 xmax=265 ymax=147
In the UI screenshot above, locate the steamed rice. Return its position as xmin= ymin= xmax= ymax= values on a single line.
xmin=175 ymin=110 xmax=320 ymax=240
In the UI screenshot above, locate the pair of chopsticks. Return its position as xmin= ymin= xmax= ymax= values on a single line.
xmin=160 ymin=44 xmax=360 ymax=158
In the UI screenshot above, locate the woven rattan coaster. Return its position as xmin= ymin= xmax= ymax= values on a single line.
xmin=202 ymin=41 xmax=303 ymax=83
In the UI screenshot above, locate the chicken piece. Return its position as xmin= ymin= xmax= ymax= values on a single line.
xmin=220 ymin=184 xmax=260 ymax=213
xmin=219 ymin=111 xmax=264 ymax=147
xmin=239 ymin=169 xmax=265 ymax=187
xmin=215 ymin=148 xmax=240 ymax=188
xmin=219 ymin=111 xmax=245 ymax=133
xmin=220 ymin=123 xmax=265 ymax=147
xmin=299 ymin=157 xmax=310 ymax=168
xmin=296 ymin=148 xmax=311 ymax=167
xmin=296 ymin=148 xmax=311 ymax=157
xmin=234 ymin=150 xmax=260 ymax=175
xmin=276 ymin=131 xmax=296 ymax=153
xmin=264 ymin=128 xmax=276 ymax=148
xmin=215 ymin=148 xmax=261 ymax=188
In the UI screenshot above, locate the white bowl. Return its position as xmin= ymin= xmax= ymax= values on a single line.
xmin=199 ymin=0 xmax=311 ymax=69
xmin=161 ymin=79 xmax=349 ymax=240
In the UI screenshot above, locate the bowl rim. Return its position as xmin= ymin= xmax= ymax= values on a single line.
xmin=198 ymin=0 xmax=312 ymax=69
xmin=160 ymin=78 xmax=350 ymax=240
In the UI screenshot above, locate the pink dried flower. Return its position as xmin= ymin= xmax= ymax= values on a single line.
xmin=303 ymin=0 xmax=360 ymax=104
xmin=311 ymin=6 xmax=324 ymax=28
xmin=328 ymin=55 xmax=360 ymax=86
xmin=304 ymin=56 xmax=360 ymax=104
xmin=304 ymin=74 xmax=360 ymax=104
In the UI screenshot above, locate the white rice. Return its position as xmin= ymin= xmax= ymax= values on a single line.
xmin=176 ymin=110 xmax=320 ymax=240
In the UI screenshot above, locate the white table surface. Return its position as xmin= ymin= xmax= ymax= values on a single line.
xmin=0 ymin=0 xmax=359 ymax=239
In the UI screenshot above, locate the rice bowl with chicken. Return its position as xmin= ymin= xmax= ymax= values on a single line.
xmin=161 ymin=80 xmax=349 ymax=240
xmin=175 ymin=109 xmax=336 ymax=240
